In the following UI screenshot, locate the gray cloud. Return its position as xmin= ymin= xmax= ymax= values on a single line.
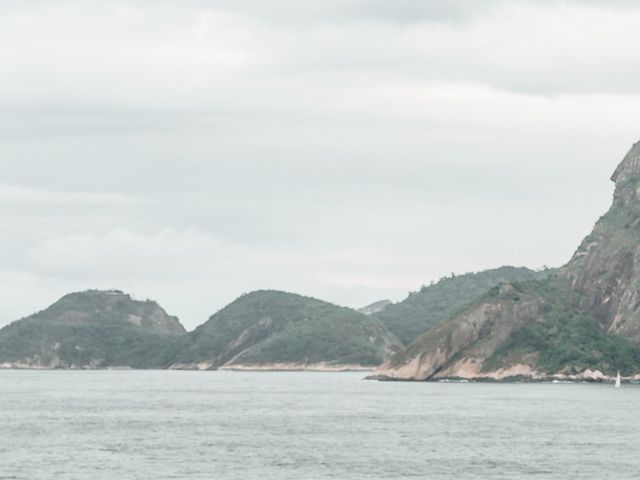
xmin=0 ymin=0 xmax=638 ymax=328
xmin=161 ymin=0 xmax=640 ymax=25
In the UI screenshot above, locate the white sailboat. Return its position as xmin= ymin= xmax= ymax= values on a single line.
xmin=615 ymin=371 xmax=621 ymax=389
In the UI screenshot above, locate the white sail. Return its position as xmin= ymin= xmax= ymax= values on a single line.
xmin=615 ymin=371 xmax=621 ymax=389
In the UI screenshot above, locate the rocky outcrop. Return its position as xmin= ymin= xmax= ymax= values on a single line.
xmin=373 ymin=266 xmax=552 ymax=345
xmin=372 ymin=288 xmax=544 ymax=380
xmin=562 ymin=141 xmax=640 ymax=343
xmin=358 ymin=300 xmax=393 ymax=315
xmin=372 ymin=140 xmax=640 ymax=381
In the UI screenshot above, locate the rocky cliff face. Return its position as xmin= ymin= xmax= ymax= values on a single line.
xmin=372 ymin=286 xmax=545 ymax=380
xmin=562 ymin=141 xmax=640 ymax=343
xmin=373 ymin=266 xmax=552 ymax=345
xmin=371 ymin=141 xmax=640 ymax=381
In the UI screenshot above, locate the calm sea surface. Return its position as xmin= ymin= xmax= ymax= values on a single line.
xmin=1 ymin=370 xmax=639 ymax=479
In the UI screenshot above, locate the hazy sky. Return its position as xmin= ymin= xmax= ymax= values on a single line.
xmin=2 ymin=0 xmax=640 ymax=329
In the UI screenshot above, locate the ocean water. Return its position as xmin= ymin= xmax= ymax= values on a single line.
xmin=1 ymin=371 xmax=639 ymax=480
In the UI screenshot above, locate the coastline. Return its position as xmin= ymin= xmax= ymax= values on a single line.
xmin=367 ymin=367 xmax=640 ymax=383
xmin=219 ymin=362 xmax=373 ymax=372
xmin=0 ymin=361 xmax=373 ymax=372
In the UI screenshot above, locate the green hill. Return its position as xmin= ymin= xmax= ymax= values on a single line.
xmin=374 ymin=266 xmax=553 ymax=345
xmin=172 ymin=290 xmax=401 ymax=369
xmin=0 ymin=290 xmax=185 ymax=368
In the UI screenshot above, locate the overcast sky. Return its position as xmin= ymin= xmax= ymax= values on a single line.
xmin=2 ymin=0 xmax=640 ymax=329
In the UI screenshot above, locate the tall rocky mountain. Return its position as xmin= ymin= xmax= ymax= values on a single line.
xmin=0 ymin=290 xmax=185 ymax=368
xmin=372 ymin=141 xmax=640 ymax=381
xmin=373 ymin=266 xmax=552 ymax=345
xmin=171 ymin=290 xmax=401 ymax=370
xmin=563 ymin=141 xmax=640 ymax=342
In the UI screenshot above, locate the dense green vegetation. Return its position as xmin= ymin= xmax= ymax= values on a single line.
xmin=484 ymin=278 xmax=640 ymax=375
xmin=34 ymin=290 xmax=186 ymax=335
xmin=0 ymin=289 xmax=401 ymax=369
xmin=374 ymin=266 xmax=553 ymax=345
xmin=234 ymin=315 xmax=387 ymax=366
xmin=0 ymin=290 xmax=185 ymax=368
xmin=0 ymin=318 xmax=183 ymax=368
xmin=174 ymin=290 xmax=401 ymax=368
